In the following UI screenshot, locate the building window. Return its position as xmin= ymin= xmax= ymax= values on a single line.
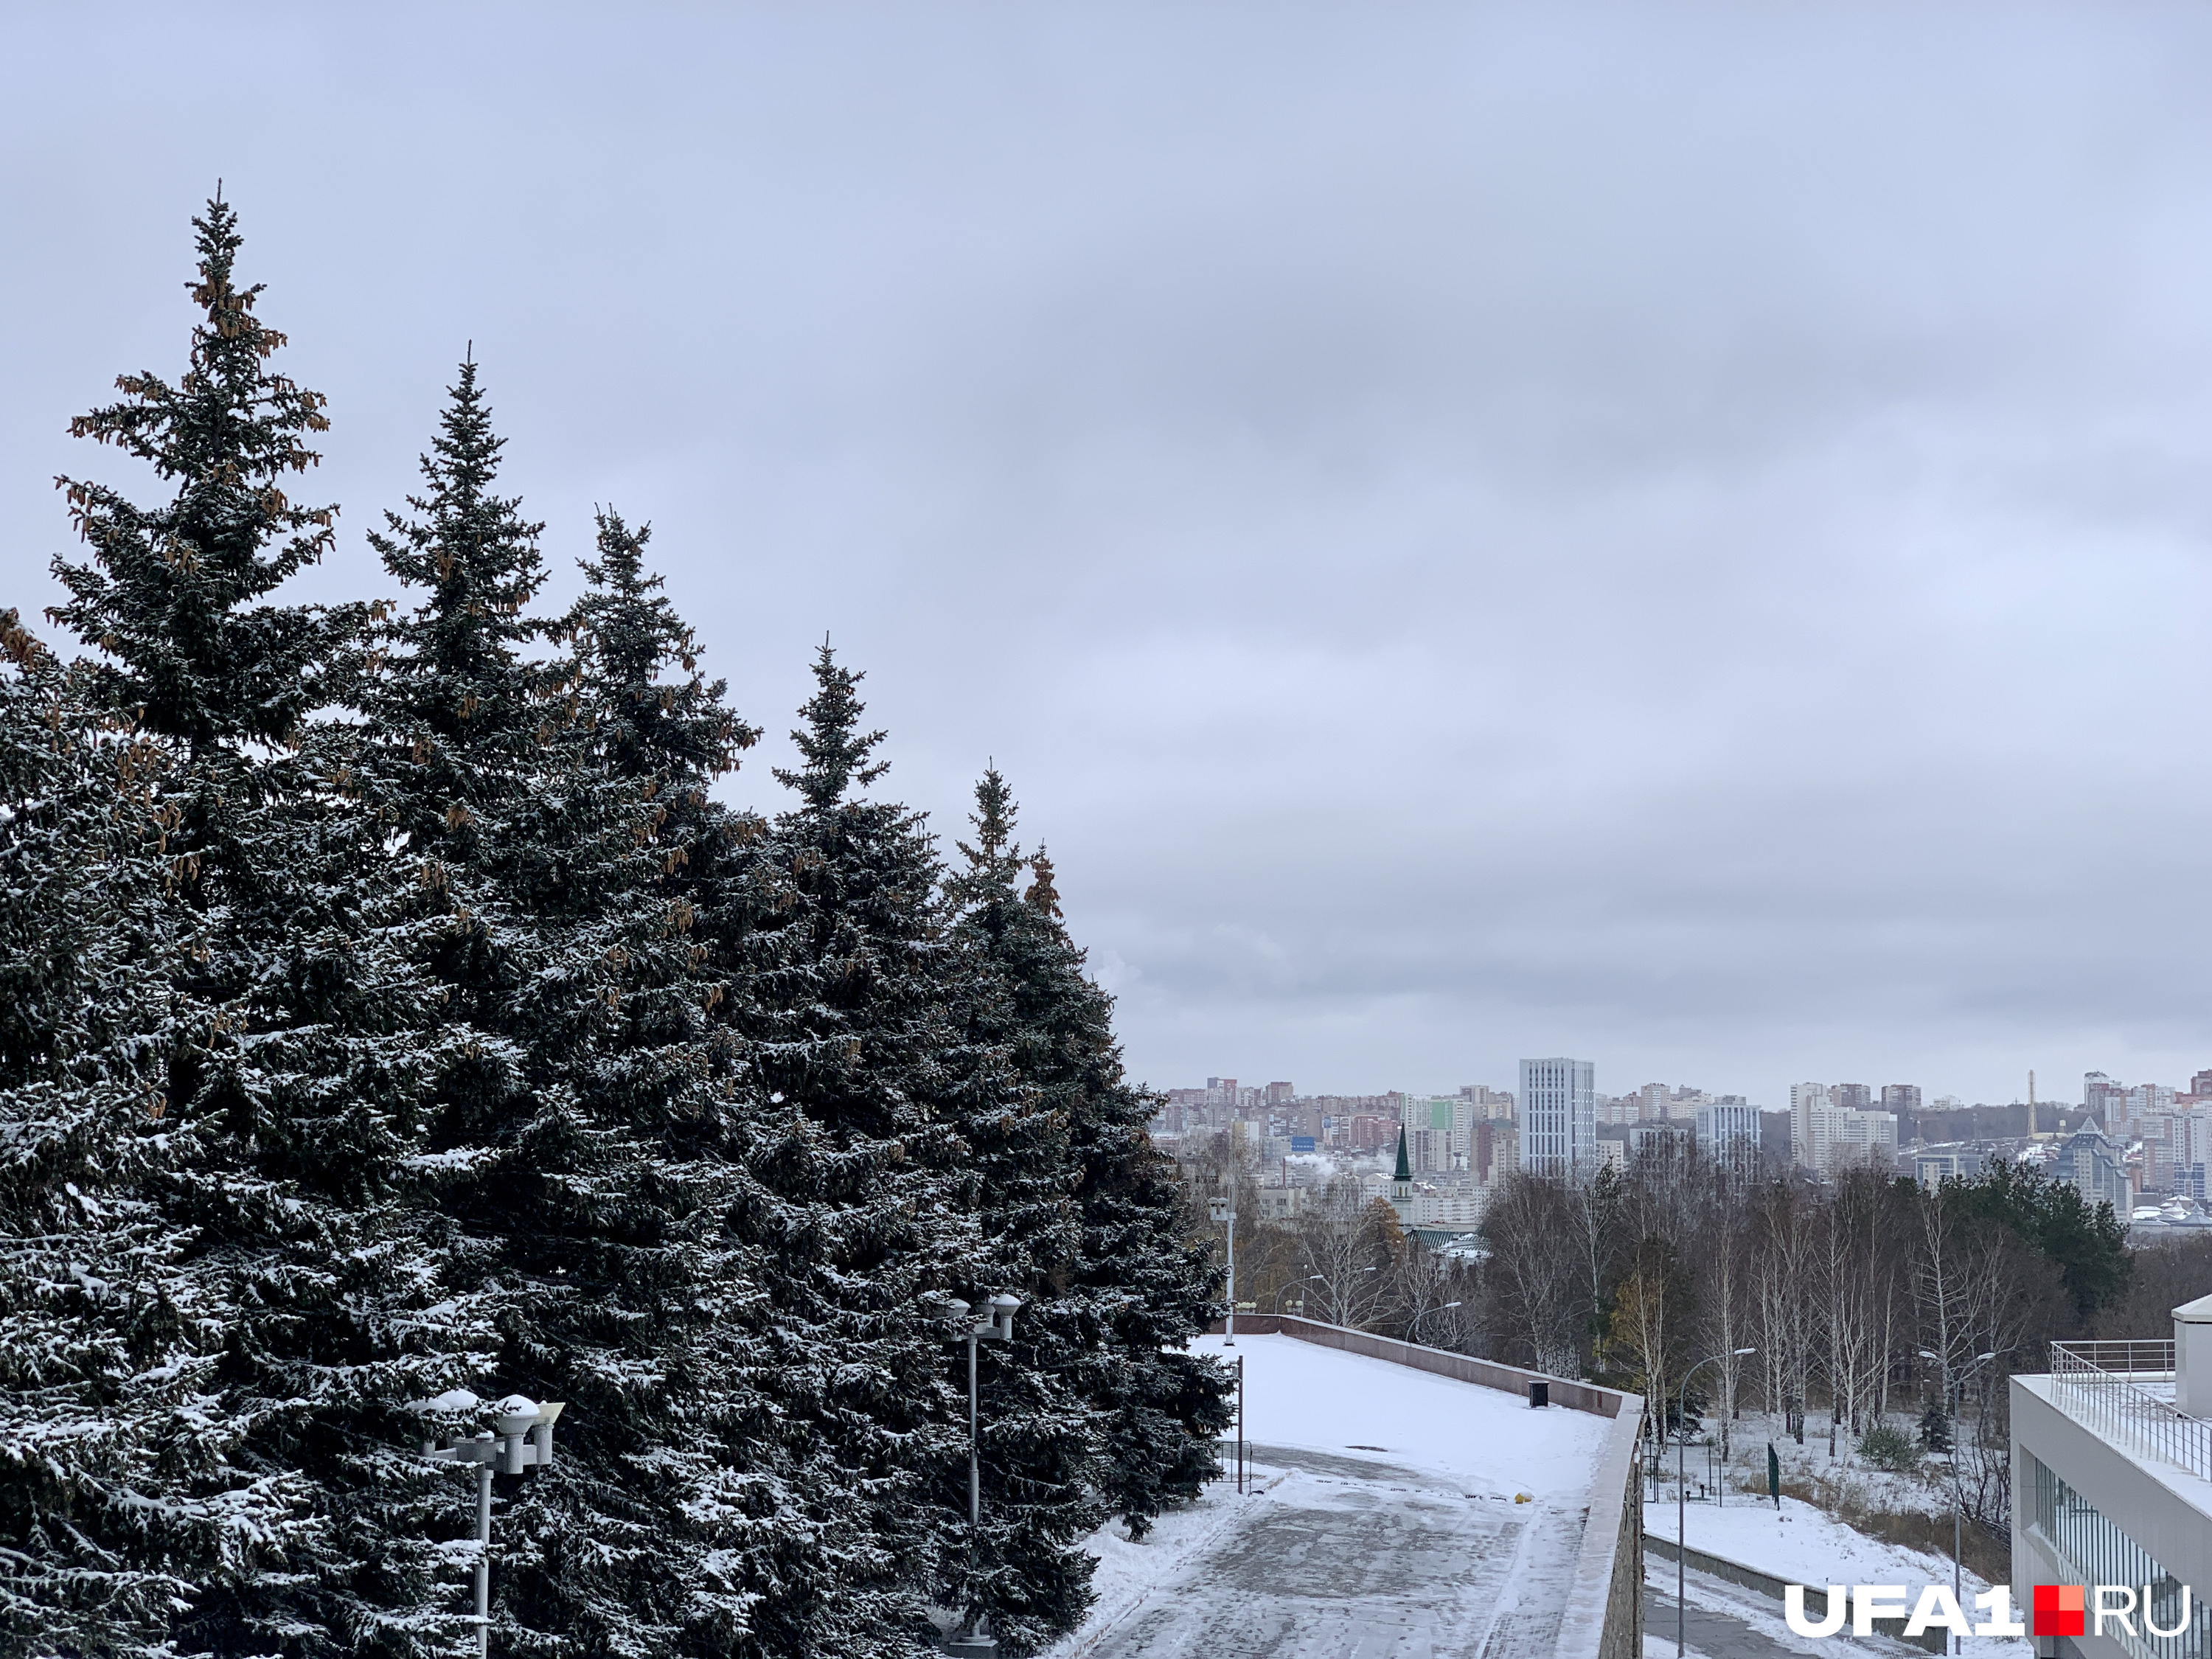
xmin=2029 ymin=1454 xmax=2209 ymax=1656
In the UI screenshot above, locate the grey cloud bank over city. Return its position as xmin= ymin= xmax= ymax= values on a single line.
xmin=7 ymin=4 xmax=2212 ymax=1110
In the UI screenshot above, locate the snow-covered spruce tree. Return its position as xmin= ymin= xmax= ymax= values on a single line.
xmin=358 ymin=390 xmax=788 ymax=1659
xmin=703 ymin=645 xmax=989 ymax=1657
xmin=954 ymin=782 xmax=1230 ymax=1538
xmin=0 ymin=613 xmax=205 ymax=1659
xmin=931 ymin=772 xmax=1104 ymax=1646
xmin=32 ymin=197 xmax=492 ymax=1658
xmin=479 ymin=507 xmax=796 ymax=1659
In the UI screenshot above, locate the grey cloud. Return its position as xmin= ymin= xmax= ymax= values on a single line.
xmin=7 ymin=3 xmax=2212 ymax=1107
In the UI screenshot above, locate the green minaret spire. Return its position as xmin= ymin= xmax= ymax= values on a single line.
xmin=1394 ymin=1123 xmax=1412 ymax=1183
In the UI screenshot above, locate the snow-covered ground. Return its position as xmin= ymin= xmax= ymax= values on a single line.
xmin=1037 ymin=1335 xmax=1614 ymax=1658
xmin=1644 ymin=1420 xmax=2033 ymax=1659
xmin=1649 ymin=1496 xmax=2029 ymax=1657
xmin=1658 ymin=1491 xmax=1969 ymax=1593
xmin=1036 ymin=1340 xmax=2028 ymax=1659
xmin=1194 ymin=1332 xmax=1610 ymax=1496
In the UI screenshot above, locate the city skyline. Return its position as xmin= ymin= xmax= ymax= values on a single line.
xmin=1149 ymin=1062 xmax=2194 ymax=1115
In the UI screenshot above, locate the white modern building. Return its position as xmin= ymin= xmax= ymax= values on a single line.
xmin=1696 ymin=1096 xmax=1761 ymax=1172
xmin=1829 ymin=1104 xmax=1899 ymax=1171
xmin=1790 ymin=1082 xmax=1832 ymax=1170
xmin=1790 ymin=1080 xmax=1898 ymax=1177
xmin=1519 ymin=1057 xmax=1596 ymax=1176
xmin=2011 ymin=1296 xmax=2212 ymax=1656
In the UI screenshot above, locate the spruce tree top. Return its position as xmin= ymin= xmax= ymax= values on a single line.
xmin=950 ymin=765 xmax=1023 ymax=903
xmin=49 ymin=193 xmax=340 ymax=756
xmin=567 ymin=508 xmax=756 ymax=783
xmin=367 ymin=354 xmax=550 ymax=767
xmin=773 ymin=641 xmax=887 ymax=809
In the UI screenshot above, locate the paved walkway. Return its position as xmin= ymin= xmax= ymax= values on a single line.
xmin=1076 ymin=1445 xmax=1582 ymax=1659
xmin=1644 ymin=1571 xmax=1930 ymax=1659
xmin=1644 ymin=1583 xmax=1806 ymax=1659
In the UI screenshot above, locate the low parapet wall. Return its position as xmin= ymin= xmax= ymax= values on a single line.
xmin=1210 ymin=1314 xmax=1628 ymax=1416
xmin=1205 ymin=1315 xmax=1644 ymax=1659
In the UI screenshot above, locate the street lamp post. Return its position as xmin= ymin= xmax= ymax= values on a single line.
xmin=1315 ymin=1264 xmax=1377 ymax=1326
xmin=1208 ymin=1194 xmax=1237 ymax=1345
xmin=1920 ymin=1347 xmax=1997 ymax=1653
xmin=417 ymin=1393 xmax=565 ymax=1659
xmin=1272 ymin=1274 xmax=1323 ymax=1315
xmin=1678 ymin=1349 xmax=1755 ymax=1659
xmin=1412 ymin=1301 xmax=1461 ymax=1347
xmin=942 ymin=1294 xmax=1020 ymax=1658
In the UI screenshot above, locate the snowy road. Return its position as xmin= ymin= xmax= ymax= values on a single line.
xmin=1040 ymin=1337 xmax=1612 ymax=1659
xmin=1072 ymin=1445 xmax=1580 ymax=1659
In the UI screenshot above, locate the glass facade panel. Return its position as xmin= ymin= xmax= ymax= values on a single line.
xmin=2030 ymin=1453 xmax=2210 ymax=1658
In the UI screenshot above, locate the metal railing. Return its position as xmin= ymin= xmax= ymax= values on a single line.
xmin=2048 ymin=1340 xmax=2212 ymax=1480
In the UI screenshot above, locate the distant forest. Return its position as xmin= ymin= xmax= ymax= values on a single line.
xmin=1180 ymin=1133 xmax=2212 ymax=1545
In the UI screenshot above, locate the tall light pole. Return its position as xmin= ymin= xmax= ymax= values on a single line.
xmin=943 ymin=1294 xmax=1020 ymax=1658
xmin=1678 ymin=1349 xmax=1755 ymax=1659
xmin=1920 ymin=1346 xmax=1996 ymax=1654
xmin=1412 ymin=1301 xmax=1461 ymax=1347
xmin=1315 ymin=1264 xmax=1377 ymax=1326
xmin=417 ymin=1393 xmax=565 ymax=1659
xmin=1272 ymin=1274 xmax=1324 ymax=1315
xmin=1208 ymin=1194 xmax=1238 ymax=1345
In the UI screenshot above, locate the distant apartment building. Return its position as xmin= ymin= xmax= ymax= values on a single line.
xmin=1457 ymin=1084 xmax=1515 ymax=1120
xmin=1912 ymin=1143 xmax=1986 ymax=1185
xmin=1829 ymin=1106 xmax=1899 ymax=1172
xmin=1790 ymin=1081 xmax=1896 ymax=1175
xmin=1696 ymin=1097 xmax=1760 ymax=1172
xmin=1470 ymin=1119 xmax=1519 ymax=1186
xmin=1790 ymin=1082 xmax=1832 ymax=1169
xmin=2115 ymin=1083 xmax=2178 ymax=1141
xmin=1627 ymin=1119 xmax=1694 ymax=1166
xmin=1879 ymin=1083 xmax=1921 ymax=1113
xmin=2084 ymin=1070 xmax=2124 ymax=1121
xmin=1408 ymin=1188 xmax=1487 ymax=1230
xmin=1408 ymin=1127 xmax=1442 ymax=1174
xmin=2171 ymin=1109 xmax=2212 ymax=1202
xmin=2051 ymin=1125 xmax=2131 ymax=1218
xmin=1519 ymin=1057 xmax=1596 ymax=1176
xmin=1346 ymin=1113 xmax=1394 ymax=1153
xmin=1832 ymin=1082 xmax=1874 ymax=1112
xmin=1265 ymin=1080 xmax=1295 ymax=1106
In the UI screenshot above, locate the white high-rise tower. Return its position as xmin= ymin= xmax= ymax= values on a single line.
xmin=1518 ymin=1057 xmax=1596 ymax=1176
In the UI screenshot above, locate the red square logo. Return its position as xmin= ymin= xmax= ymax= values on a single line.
xmin=2034 ymin=1585 xmax=2086 ymax=1637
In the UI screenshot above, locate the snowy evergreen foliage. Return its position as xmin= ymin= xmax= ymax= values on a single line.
xmin=14 ymin=200 xmax=495 ymax=1659
xmin=1 ymin=199 xmax=1231 ymax=1659
xmin=947 ymin=779 xmax=1230 ymax=1542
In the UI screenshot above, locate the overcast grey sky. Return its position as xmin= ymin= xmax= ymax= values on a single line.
xmin=7 ymin=4 xmax=2212 ymax=1109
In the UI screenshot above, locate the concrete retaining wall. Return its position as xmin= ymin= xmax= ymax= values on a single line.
xmin=1207 ymin=1315 xmax=1644 ymax=1658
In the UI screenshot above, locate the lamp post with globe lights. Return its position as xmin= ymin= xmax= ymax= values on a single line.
xmin=414 ymin=1393 xmax=565 ymax=1659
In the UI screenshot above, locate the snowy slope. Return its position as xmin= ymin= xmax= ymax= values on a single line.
xmin=1193 ymin=1332 xmax=1610 ymax=1497
xmin=1038 ymin=1335 xmax=1618 ymax=1658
